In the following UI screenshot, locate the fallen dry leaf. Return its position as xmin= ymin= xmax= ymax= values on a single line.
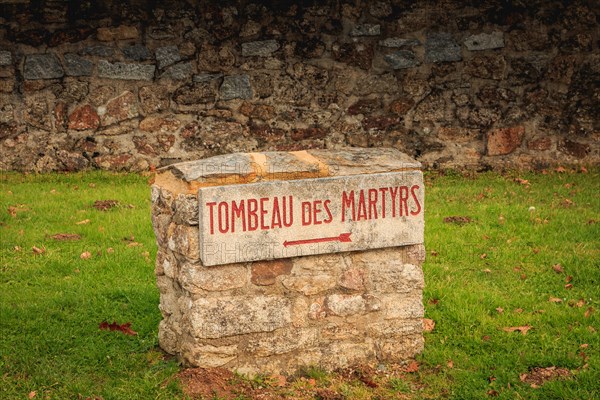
xmin=552 ymin=264 xmax=564 ymax=273
xmin=503 ymin=325 xmax=532 ymax=335
xmin=443 ymin=216 xmax=472 ymax=225
xmin=584 ymin=307 xmax=594 ymax=318
xmin=404 ymin=360 xmax=419 ymax=373
xmin=566 ymin=275 xmax=573 ymax=283
xmin=76 ymin=219 xmax=91 ymax=225
xmin=555 ymin=166 xmax=567 ymax=173
xmin=99 ymin=320 xmax=137 ymax=336
xmin=580 ymin=343 xmax=588 ymax=349
xmin=480 ymin=253 xmax=488 ymax=259
xmin=107 ymin=247 xmax=115 ymax=253
xmin=483 ymin=268 xmax=492 ymax=273
xmin=514 ymin=177 xmax=530 ymax=186
xmin=514 ymin=308 xmax=524 ymax=313
xmin=565 ymin=284 xmax=573 ymax=290
xmin=14 ymin=246 xmax=22 ymax=252
xmin=80 ymin=251 xmax=92 ymax=259
xmin=430 ymin=250 xmax=439 ymax=256
xmin=32 ymin=246 xmax=46 ymax=255
xmin=28 ymin=391 xmax=36 ymax=399
xmin=50 ymin=233 xmax=81 ymax=241
xmin=487 ymin=389 xmax=499 ymax=397
xmin=580 ymin=166 xmax=588 ymax=173
xmin=423 ymin=318 xmax=436 ymax=332
xmin=429 ymin=298 xmax=440 ymax=305
xmin=548 ymin=297 xmax=563 ymax=303
xmin=447 ymin=360 xmax=454 ymax=369
xmin=482 ymin=335 xmax=491 ymax=341
xmin=496 ymin=307 xmax=504 ymax=314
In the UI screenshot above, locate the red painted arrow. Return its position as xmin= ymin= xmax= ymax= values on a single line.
xmin=284 ymin=232 xmax=352 ymax=247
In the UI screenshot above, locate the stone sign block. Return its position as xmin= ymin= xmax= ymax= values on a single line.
xmin=198 ymin=171 xmax=423 ymax=266
xmin=151 ymin=148 xmax=425 ymax=374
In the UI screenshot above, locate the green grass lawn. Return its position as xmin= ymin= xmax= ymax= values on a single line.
xmin=1 ymin=169 xmax=598 ymax=399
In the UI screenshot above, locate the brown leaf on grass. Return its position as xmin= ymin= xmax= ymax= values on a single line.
xmin=107 ymin=247 xmax=115 ymax=253
xmin=447 ymin=360 xmax=454 ymax=369
xmin=32 ymin=246 xmax=46 ymax=255
xmin=580 ymin=166 xmax=588 ymax=173
xmin=99 ymin=321 xmax=137 ymax=336
xmin=503 ymin=325 xmax=532 ymax=335
xmin=519 ymin=366 xmax=571 ymax=388
xmin=555 ymin=166 xmax=567 ymax=173
xmin=28 ymin=391 xmax=36 ymax=399
xmin=584 ymin=307 xmax=594 ymax=318
xmin=404 ymin=360 xmax=419 ymax=373
xmin=482 ymin=335 xmax=491 ymax=341
xmin=423 ymin=318 xmax=436 ymax=332
xmin=443 ymin=216 xmax=472 ymax=225
xmin=430 ymin=250 xmax=439 ymax=256
xmin=93 ymin=200 xmax=119 ymax=211
xmin=496 ymin=307 xmax=504 ymax=314
xmin=548 ymin=297 xmax=563 ymax=303
xmin=514 ymin=177 xmax=530 ymax=186
xmin=480 ymin=253 xmax=488 ymax=259
xmin=76 ymin=219 xmax=91 ymax=225
xmin=487 ymin=389 xmax=499 ymax=397
xmin=561 ymin=198 xmax=574 ymax=207
xmin=8 ymin=204 xmax=28 ymax=217
xmin=14 ymin=246 xmax=22 ymax=252
xmin=80 ymin=251 xmax=92 ymax=259
xmin=50 ymin=233 xmax=81 ymax=241
xmin=565 ymin=284 xmax=573 ymax=290
xmin=514 ymin=308 xmax=524 ymax=313
xmin=429 ymin=298 xmax=440 ymax=305
xmin=552 ymin=264 xmax=564 ymax=273
xmin=566 ymin=275 xmax=573 ymax=283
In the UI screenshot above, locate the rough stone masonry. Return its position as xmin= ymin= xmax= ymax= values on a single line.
xmin=1 ymin=0 xmax=598 ymax=172
xmin=151 ymin=147 xmax=426 ymax=374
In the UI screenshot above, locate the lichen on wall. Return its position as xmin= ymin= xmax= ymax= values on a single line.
xmin=0 ymin=0 xmax=598 ymax=172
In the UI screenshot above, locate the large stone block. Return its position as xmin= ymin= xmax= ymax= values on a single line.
xmin=425 ymin=33 xmax=462 ymax=63
xmin=23 ymin=54 xmax=64 ymax=80
xmin=189 ymin=296 xmax=292 ymax=338
xmin=242 ymin=40 xmax=280 ymax=57
xmin=487 ymin=126 xmax=525 ymax=156
xmin=220 ymin=74 xmax=253 ymax=100
xmin=97 ymin=60 xmax=155 ymax=80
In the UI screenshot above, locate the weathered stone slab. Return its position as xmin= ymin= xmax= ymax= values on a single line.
xmin=64 ymin=53 xmax=93 ymax=76
xmin=23 ymin=54 xmax=64 ymax=79
xmin=384 ymin=50 xmax=420 ymax=69
xmin=425 ymin=33 xmax=462 ymax=63
xmin=189 ymin=296 xmax=291 ymax=338
xmin=123 ymin=45 xmax=151 ymax=61
xmin=198 ymin=170 xmax=424 ymax=266
xmin=155 ymin=45 xmax=181 ymax=69
xmin=242 ymin=40 xmax=280 ymax=57
xmin=379 ymin=38 xmax=420 ymax=48
xmin=97 ymin=60 xmax=155 ymax=80
xmin=220 ymin=74 xmax=253 ymax=100
xmin=0 ymin=51 xmax=12 ymax=66
xmin=350 ymin=24 xmax=381 ymax=37
xmin=464 ymin=31 xmax=504 ymax=51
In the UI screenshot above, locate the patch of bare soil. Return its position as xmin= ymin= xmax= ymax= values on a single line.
xmin=93 ymin=200 xmax=119 ymax=211
xmin=519 ymin=366 xmax=572 ymax=388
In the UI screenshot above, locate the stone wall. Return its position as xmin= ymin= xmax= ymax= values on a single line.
xmin=151 ymin=148 xmax=425 ymax=374
xmin=0 ymin=0 xmax=598 ymax=172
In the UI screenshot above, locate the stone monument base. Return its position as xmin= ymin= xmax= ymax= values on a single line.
xmin=151 ymin=148 xmax=425 ymax=374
